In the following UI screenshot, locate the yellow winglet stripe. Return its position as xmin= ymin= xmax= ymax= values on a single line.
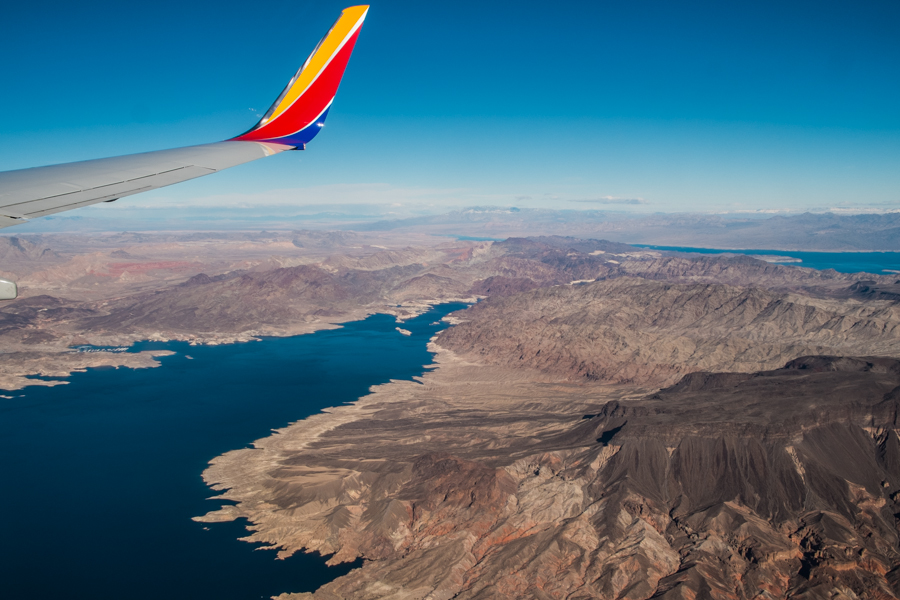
xmin=266 ymin=5 xmax=368 ymax=125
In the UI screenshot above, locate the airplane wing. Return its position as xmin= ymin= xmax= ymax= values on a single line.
xmin=0 ymin=5 xmax=369 ymax=231
xmin=0 ymin=141 xmax=291 ymax=228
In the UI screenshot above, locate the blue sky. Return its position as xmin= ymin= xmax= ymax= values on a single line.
xmin=1 ymin=0 xmax=898 ymax=221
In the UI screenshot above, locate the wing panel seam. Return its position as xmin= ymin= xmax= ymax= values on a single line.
xmin=0 ymin=165 xmax=214 ymax=210
xmin=22 ymin=186 xmax=153 ymax=217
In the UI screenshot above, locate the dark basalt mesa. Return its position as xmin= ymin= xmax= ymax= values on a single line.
xmin=848 ymin=280 xmax=900 ymax=303
xmin=549 ymin=356 xmax=900 ymax=599
xmin=200 ymin=355 xmax=900 ymax=600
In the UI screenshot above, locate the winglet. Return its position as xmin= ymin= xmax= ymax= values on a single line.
xmin=231 ymin=5 xmax=369 ymax=148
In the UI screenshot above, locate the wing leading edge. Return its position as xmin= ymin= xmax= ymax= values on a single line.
xmin=0 ymin=5 xmax=369 ymax=231
xmin=0 ymin=141 xmax=290 ymax=229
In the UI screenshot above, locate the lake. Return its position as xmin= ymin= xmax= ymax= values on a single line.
xmin=633 ymin=245 xmax=900 ymax=275
xmin=0 ymin=303 xmax=466 ymax=600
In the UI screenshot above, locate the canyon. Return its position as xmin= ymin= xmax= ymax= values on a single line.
xmin=3 ymin=230 xmax=900 ymax=598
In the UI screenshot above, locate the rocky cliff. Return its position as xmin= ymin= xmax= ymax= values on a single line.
xmin=438 ymin=277 xmax=900 ymax=386
xmin=197 ymin=354 xmax=900 ymax=600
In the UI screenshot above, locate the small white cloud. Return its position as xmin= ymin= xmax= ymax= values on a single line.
xmin=571 ymin=196 xmax=648 ymax=205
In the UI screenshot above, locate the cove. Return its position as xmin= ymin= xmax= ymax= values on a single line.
xmin=0 ymin=303 xmax=467 ymax=600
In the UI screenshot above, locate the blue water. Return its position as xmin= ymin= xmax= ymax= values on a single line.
xmin=0 ymin=303 xmax=466 ymax=600
xmin=633 ymin=245 xmax=900 ymax=276
xmin=451 ymin=235 xmax=504 ymax=242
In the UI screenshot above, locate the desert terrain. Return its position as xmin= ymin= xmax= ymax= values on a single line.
xmin=3 ymin=229 xmax=900 ymax=598
xmin=354 ymin=209 xmax=900 ymax=252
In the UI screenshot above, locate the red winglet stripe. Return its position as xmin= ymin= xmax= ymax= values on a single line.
xmin=234 ymin=29 xmax=361 ymax=142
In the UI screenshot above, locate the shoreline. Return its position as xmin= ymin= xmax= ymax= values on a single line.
xmin=0 ymin=302 xmax=471 ymax=600
xmin=191 ymin=340 xmax=900 ymax=600
xmin=193 ymin=344 xmax=645 ymax=591
xmin=0 ymin=300 xmax=476 ymax=394
xmin=632 ymin=243 xmax=900 ymax=255
xmin=0 ymin=349 xmax=176 ymax=391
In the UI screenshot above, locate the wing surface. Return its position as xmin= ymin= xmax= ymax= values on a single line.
xmin=0 ymin=141 xmax=288 ymax=228
xmin=0 ymin=5 xmax=369 ymax=231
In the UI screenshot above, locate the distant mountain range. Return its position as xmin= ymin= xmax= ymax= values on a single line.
xmin=354 ymin=209 xmax=900 ymax=252
xmin=9 ymin=205 xmax=900 ymax=252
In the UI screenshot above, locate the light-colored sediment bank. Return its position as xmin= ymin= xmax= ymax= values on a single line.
xmin=0 ymin=300 xmax=469 ymax=393
xmin=195 ymin=347 xmax=649 ymax=598
xmin=0 ymin=349 xmax=175 ymax=391
xmin=195 ymin=343 xmax=900 ymax=600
